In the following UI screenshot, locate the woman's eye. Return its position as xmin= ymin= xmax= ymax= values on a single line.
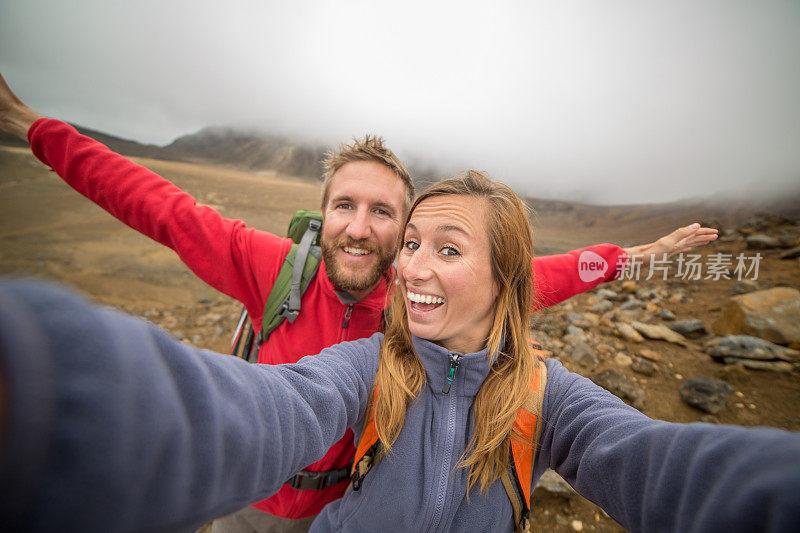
xmin=404 ymin=240 xmax=419 ymax=251
xmin=441 ymin=246 xmax=460 ymax=257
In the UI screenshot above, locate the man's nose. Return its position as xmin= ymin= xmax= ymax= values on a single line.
xmin=346 ymin=209 xmax=371 ymax=241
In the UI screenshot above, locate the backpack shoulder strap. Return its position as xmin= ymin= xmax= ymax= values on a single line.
xmin=259 ymin=220 xmax=321 ymax=346
xmin=351 ymin=388 xmax=381 ymax=490
xmin=501 ymin=347 xmax=548 ymax=532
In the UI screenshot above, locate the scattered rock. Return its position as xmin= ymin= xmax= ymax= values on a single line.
xmin=729 ymin=280 xmax=759 ymax=295
xmin=700 ymin=415 xmax=720 ymax=424
xmin=596 ymin=343 xmax=614 ymax=355
xmin=706 ymin=335 xmax=800 ymax=362
xmin=778 ymin=232 xmax=800 ymax=249
xmin=571 ymin=520 xmax=584 ymax=532
xmin=568 ymin=342 xmax=597 ymax=364
xmin=631 ymin=357 xmax=658 ymax=376
xmin=621 ymin=280 xmax=637 ymax=293
xmin=745 ymin=234 xmax=780 ymax=249
xmin=198 ymin=297 xmax=212 ymax=304
xmin=593 ymin=369 xmax=646 ymax=410
xmin=658 ymin=308 xmax=676 ymax=321
xmin=779 ymin=246 xmax=800 ymax=260
xmin=679 ymin=376 xmax=733 ymax=414
xmin=596 ymin=288 xmax=619 ymax=301
xmin=616 ymin=322 xmax=645 ymax=343
xmin=714 ymin=287 xmax=800 ymax=346
xmin=619 ymin=298 xmax=646 ymax=311
xmin=591 ymin=299 xmax=614 ymax=313
xmin=534 ymin=469 xmax=575 ymax=494
xmin=614 ymin=352 xmax=633 ymax=366
xmin=638 ymin=348 xmax=662 ymax=362
xmin=631 ymin=321 xmax=690 ymax=346
xmin=668 ymin=319 xmax=709 ymax=339
xmin=721 ymin=358 xmax=794 ymax=373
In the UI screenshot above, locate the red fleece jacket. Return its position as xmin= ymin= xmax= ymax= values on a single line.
xmin=28 ymin=118 xmax=625 ymax=519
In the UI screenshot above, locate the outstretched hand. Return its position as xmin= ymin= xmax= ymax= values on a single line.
xmin=0 ymin=73 xmax=42 ymax=141
xmin=622 ymin=223 xmax=719 ymax=267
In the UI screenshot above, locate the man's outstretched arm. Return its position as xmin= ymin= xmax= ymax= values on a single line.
xmin=532 ymin=223 xmax=718 ymax=310
xmin=0 ymin=73 xmax=42 ymax=140
xmin=0 ymin=73 xmax=286 ymax=315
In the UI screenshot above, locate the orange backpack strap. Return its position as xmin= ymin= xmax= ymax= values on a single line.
xmin=502 ymin=347 xmax=548 ymax=532
xmin=351 ymin=388 xmax=381 ymax=490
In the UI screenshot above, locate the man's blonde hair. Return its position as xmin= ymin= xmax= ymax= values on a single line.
xmin=321 ymin=135 xmax=415 ymax=213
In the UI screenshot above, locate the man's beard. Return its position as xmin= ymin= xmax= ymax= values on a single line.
xmin=322 ymin=236 xmax=395 ymax=294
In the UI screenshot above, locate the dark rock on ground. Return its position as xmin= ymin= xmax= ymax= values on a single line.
xmin=658 ymin=308 xmax=676 ymax=321
xmin=631 ymin=357 xmax=658 ymax=376
xmin=679 ymin=376 xmax=733 ymax=414
xmin=569 ymin=342 xmax=597 ymax=364
xmin=729 ymin=280 xmax=759 ymax=295
xmin=706 ymin=335 xmax=800 ymax=362
xmin=668 ymin=319 xmax=709 ymax=339
xmin=593 ymin=369 xmax=646 ymax=410
xmin=591 ymin=299 xmax=614 ymax=313
xmin=779 ymin=246 xmax=800 ymax=260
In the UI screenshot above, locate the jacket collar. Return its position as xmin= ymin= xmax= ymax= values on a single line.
xmin=317 ymin=258 xmax=392 ymax=311
xmin=411 ymin=335 xmax=497 ymax=397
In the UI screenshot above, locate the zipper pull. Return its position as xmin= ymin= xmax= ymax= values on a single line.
xmin=342 ymin=304 xmax=353 ymax=329
xmin=442 ymin=353 xmax=461 ymax=394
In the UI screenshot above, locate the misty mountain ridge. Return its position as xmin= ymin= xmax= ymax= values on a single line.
xmin=1 ymin=125 xmax=798 ymax=229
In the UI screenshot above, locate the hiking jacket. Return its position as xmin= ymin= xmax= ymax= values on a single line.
xmin=1 ymin=280 xmax=799 ymax=533
xmin=27 ymin=118 xmax=627 ymax=519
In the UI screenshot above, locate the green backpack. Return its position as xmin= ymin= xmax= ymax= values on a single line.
xmin=229 ymin=210 xmax=323 ymax=363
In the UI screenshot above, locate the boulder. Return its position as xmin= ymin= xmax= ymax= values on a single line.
xmin=593 ymin=369 xmax=646 ymax=410
xmin=713 ymin=287 xmax=800 ymax=346
xmin=631 ymin=321 xmax=690 ymax=346
xmin=679 ymin=376 xmax=733 ymax=414
xmin=668 ymin=319 xmax=709 ymax=339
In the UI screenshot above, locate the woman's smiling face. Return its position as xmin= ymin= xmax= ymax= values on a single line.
xmin=398 ymin=194 xmax=499 ymax=354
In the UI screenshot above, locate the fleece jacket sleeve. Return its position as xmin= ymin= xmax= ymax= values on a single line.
xmin=532 ymin=244 xmax=625 ymax=310
xmin=0 ymin=280 xmax=378 ymax=533
xmin=27 ymin=118 xmax=291 ymax=315
xmin=536 ymin=359 xmax=800 ymax=533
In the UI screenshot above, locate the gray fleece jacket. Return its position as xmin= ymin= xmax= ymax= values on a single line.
xmin=0 ymin=280 xmax=799 ymax=532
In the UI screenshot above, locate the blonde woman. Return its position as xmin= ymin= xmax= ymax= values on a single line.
xmin=0 ymin=173 xmax=798 ymax=533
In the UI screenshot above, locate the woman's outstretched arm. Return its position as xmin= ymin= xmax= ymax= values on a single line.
xmin=0 ymin=280 xmax=378 ymax=533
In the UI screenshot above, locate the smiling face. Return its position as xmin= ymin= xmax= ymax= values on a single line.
xmin=398 ymin=194 xmax=499 ymax=354
xmin=321 ymin=160 xmax=407 ymax=300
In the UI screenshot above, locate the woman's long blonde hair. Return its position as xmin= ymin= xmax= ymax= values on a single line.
xmin=372 ymin=170 xmax=538 ymax=493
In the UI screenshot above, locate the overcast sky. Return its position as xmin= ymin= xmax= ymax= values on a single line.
xmin=1 ymin=0 xmax=798 ymax=204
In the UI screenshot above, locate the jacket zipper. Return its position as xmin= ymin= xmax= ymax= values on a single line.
xmin=442 ymin=353 xmax=461 ymax=394
xmin=429 ymin=352 xmax=461 ymax=531
xmin=342 ymin=304 xmax=353 ymax=329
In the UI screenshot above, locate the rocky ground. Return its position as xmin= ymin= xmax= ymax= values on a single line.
xmin=2 ymin=145 xmax=799 ymax=532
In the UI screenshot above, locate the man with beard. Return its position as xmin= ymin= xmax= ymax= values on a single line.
xmin=0 ymin=74 xmax=717 ymax=532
